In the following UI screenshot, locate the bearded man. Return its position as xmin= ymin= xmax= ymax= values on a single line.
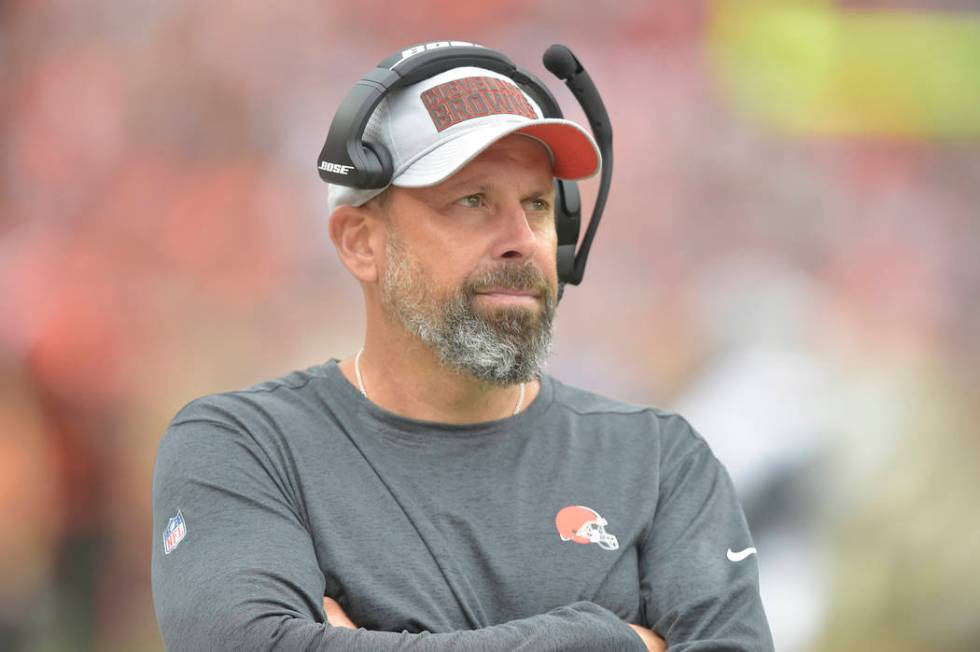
xmin=151 ymin=60 xmax=774 ymax=652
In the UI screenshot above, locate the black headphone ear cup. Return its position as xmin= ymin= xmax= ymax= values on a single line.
xmin=361 ymin=142 xmax=395 ymax=188
xmin=555 ymin=180 xmax=581 ymax=244
xmin=554 ymin=180 xmax=581 ymax=285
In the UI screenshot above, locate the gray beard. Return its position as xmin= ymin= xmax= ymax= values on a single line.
xmin=380 ymin=228 xmax=556 ymax=386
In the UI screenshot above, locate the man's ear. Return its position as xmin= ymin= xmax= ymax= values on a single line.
xmin=328 ymin=205 xmax=384 ymax=284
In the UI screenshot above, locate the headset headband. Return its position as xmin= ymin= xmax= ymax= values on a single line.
xmin=317 ymin=44 xmax=561 ymax=189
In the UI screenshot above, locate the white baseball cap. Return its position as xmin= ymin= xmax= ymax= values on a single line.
xmin=327 ymin=66 xmax=601 ymax=213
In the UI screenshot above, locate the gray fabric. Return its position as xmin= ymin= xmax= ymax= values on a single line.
xmin=151 ymin=359 xmax=774 ymax=650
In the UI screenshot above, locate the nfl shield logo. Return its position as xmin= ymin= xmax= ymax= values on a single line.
xmin=163 ymin=510 xmax=187 ymax=555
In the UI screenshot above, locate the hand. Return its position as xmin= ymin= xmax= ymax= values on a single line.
xmin=628 ymin=623 xmax=667 ymax=652
xmin=323 ymin=595 xmax=358 ymax=629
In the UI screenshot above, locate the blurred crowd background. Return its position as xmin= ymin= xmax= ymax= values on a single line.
xmin=2 ymin=1 xmax=978 ymax=650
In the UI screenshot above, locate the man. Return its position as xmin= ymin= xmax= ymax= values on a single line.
xmin=152 ymin=58 xmax=774 ymax=651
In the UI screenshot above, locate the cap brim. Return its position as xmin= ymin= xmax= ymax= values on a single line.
xmin=392 ymin=118 xmax=600 ymax=188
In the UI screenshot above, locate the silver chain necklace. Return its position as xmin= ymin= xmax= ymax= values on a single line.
xmin=354 ymin=348 xmax=525 ymax=416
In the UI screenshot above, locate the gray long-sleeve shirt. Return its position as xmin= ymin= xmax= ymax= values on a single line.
xmin=151 ymin=359 xmax=774 ymax=650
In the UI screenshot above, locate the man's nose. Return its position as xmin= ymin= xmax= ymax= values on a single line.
xmin=492 ymin=201 xmax=539 ymax=261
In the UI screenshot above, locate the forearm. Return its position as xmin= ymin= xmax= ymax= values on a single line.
xmin=161 ymin=600 xmax=646 ymax=651
xmin=649 ymin=583 xmax=773 ymax=651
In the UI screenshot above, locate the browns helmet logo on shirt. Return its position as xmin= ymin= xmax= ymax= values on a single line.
xmin=555 ymin=505 xmax=619 ymax=551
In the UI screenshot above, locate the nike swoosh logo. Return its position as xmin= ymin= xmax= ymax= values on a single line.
xmin=726 ymin=547 xmax=757 ymax=562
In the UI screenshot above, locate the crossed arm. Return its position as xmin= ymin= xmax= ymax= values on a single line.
xmin=322 ymin=596 xmax=667 ymax=652
xmin=153 ymin=408 xmax=771 ymax=650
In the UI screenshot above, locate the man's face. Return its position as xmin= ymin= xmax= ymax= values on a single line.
xmin=377 ymin=134 xmax=559 ymax=385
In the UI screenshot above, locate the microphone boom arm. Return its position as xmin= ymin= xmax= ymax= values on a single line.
xmin=543 ymin=44 xmax=613 ymax=287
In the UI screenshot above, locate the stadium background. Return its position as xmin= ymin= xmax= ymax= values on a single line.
xmin=1 ymin=1 xmax=978 ymax=650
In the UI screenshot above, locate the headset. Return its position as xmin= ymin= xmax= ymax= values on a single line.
xmin=317 ymin=41 xmax=613 ymax=301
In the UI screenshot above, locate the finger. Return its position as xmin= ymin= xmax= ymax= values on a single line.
xmin=628 ymin=624 xmax=667 ymax=652
xmin=322 ymin=596 xmax=357 ymax=629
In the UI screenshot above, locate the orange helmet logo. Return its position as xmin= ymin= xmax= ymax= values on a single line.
xmin=555 ymin=505 xmax=619 ymax=551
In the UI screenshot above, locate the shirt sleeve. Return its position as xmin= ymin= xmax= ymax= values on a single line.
xmin=638 ymin=414 xmax=775 ymax=651
xmin=151 ymin=407 xmax=646 ymax=652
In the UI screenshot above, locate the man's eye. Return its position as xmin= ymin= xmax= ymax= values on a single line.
xmin=458 ymin=194 xmax=483 ymax=208
xmin=527 ymin=198 xmax=551 ymax=212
